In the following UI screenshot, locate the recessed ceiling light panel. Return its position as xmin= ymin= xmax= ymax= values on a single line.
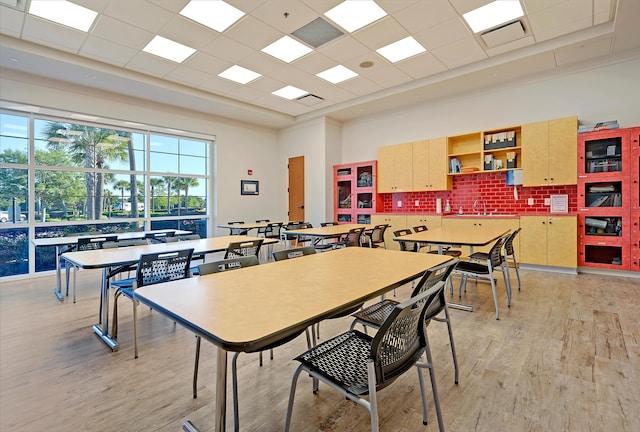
xmin=463 ymin=0 xmax=524 ymax=33
xmin=179 ymin=0 xmax=245 ymax=33
xmin=29 ymin=0 xmax=98 ymax=32
xmin=261 ymin=36 xmax=312 ymax=63
xmin=324 ymin=0 xmax=387 ymax=33
xmin=272 ymin=85 xmax=309 ymax=100
xmin=316 ymin=65 xmax=358 ymax=84
xmin=218 ymin=65 xmax=262 ymax=84
xmin=143 ymin=36 xmax=196 ymax=63
xmin=376 ymin=36 xmax=426 ymax=63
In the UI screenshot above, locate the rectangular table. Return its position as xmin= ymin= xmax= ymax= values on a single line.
xmin=62 ymin=235 xmax=277 ymax=351
xmin=134 ymin=247 xmax=452 ymax=432
xmin=281 ymin=223 xmax=372 ymax=247
xmin=32 ymin=229 xmax=191 ymax=301
xmin=217 ymin=221 xmax=285 ymax=235
xmin=394 ymin=226 xmax=510 ymax=311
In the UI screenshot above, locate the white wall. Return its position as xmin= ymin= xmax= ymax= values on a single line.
xmin=0 ymin=70 xmax=282 ymax=236
xmin=340 ymin=57 xmax=640 ymax=162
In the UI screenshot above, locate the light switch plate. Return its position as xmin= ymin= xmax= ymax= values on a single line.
xmin=415 ymin=200 xmax=419 ymax=206
xmin=544 ymin=198 xmax=550 ymax=206
xmin=397 ymin=200 xmax=402 ymax=207
xmin=528 ymin=198 xmax=534 ymax=205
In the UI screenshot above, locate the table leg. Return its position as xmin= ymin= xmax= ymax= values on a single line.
xmin=92 ymin=268 xmax=119 ymax=351
xmin=54 ymin=245 xmax=64 ymax=301
xmin=185 ymin=347 xmax=227 ymax=432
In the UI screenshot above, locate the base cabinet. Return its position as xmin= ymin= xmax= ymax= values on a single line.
xmin=520 ymin=216 xmax=577 ymax=268
xmin=371 ymin=215 xmax=407 ymax=251
xmin=441 ymin=217 xmax=519 ymax=257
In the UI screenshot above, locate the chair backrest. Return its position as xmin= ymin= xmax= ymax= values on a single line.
xmin=135 ymin=248 xmax=194 ymax=287
xmin=339 ymin=227 xmax=364 ymax=247
xmin=103 ymin=238 xmax=149 ymax=249
xmin=77 ymin=235 xmax=118 ymax=251
xmin=488 ymin=235 xmax=507 ymax=268
xmin=198 ymin=255 xmax=259 ymax=275
xmin=503 ymin=227 xmax=521 ymax=256
xmin=224 ymin=239 xmax=264 ymax=259
xmin=228 ymin=221 xmax=248 ymax=235
xmin=272 ymin=246 xmax=316 ymax=261
xmin=264 ymin=222 xmax=283 ymax=238
xmin=413 ymin=225 xmax=428 ymax=233
xmin=367 ymin=224 xmax=389 ymax=246
xmin=178 ymin=234 xmax=201 ymax=241
xmin=145 ymin=231 xmax=176 ymax=243
xmin=370 ymin=281 xmax=445 ymax=385
xmin=256 ymin=220 xmax=270 ymax=235
xmin=393 ymin=229 xmax=417 ymax=252
xmin=321 ymin=222 xmax=339 ymax=227
xmin=413 ymin=259 xmax=459 ymax=319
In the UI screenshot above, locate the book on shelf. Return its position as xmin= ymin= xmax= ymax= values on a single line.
xmin=578 ymin=120 xmax=619 ymax=133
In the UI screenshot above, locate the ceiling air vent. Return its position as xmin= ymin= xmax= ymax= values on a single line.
xmin=481 ymin=20 xmax=526 ymax=47
xmin=292 ymin=17 xmax=344 ymax=48
xmin=295 ymin=94 xmax=325 ymax=106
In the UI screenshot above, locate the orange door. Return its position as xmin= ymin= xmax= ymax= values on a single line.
xmin=288 ymin=156 xmax=304 ymax=222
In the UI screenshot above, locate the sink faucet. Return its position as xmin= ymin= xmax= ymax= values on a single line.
xmin=473 ymin=199 xmax=487 ymax=215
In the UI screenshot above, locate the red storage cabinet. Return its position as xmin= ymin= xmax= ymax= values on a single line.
xmin=333 ymin=161 xmax=377 ymax=224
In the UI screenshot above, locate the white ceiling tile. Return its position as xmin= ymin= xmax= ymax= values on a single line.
xmin=238 ymin=50 xmax=287 ymax=75
xmin=91 ymin=15 xmax=153 ymax=51
xmin=102 ymin=0 xmax=174 ymax=33
xmin=554 ymin=36 xmax=613 ymax=66
xmin=351 ymin=17 xmax=408 ymax=50
xmin=146 ymin=0 xmax=190 ymax=14
xmin=224 ymin=15 xmax=282 ymax=51
xmin=485 ymin=34 xmax=535 ymax=56
xmin=201 ymin=35 xmax=254 ymax=63
xmin=165 ymin=65 xmax=212 ymax=87
xmin=522 ymin=0 xmax=571 ymax=15
xmin=157 ymin=14 xmax=219 ymax=51
xmin=533 ymin=16 xmax=592 ymax=42
xmin=448 ymin=0 xmax=492 ymax=15
xmin=0 ymin=6 xmax=23 ymax=36
xmin=392 ymin=0 xmax=458 ymax=33
xmin=375 ymin=0 xmax=421 ymax=14
xmin=394 ymin=52 xmax=447 ymax=79
xmin=430 ymin=36 xmax=487 ymax=69
xmin=337 ymin=76 xmax=383 ymax=96
xmin=226 ymin=0 xmax=270 ymax=15
xmin=362 ymin=64 xmax=413 ymax=88
xmin=183 ymin=51 xmax=231 ymax=75
xmin=318 ymin=35 xmax=370 ymax=64
xmin=251 ymin=0 xmax=318 ymax=34
xmin=414 ymin=17 xmax=471 ymax=51
xmin=126 ymin=52 xmax=179 ymax=78
xmin=291 ymin=51 xmax=335 ymax=75
xmin=594 ymin=0 xmax=614 ymax=18
xmin=79 ymin=36 xmax=137 ymax=66
xmin=21 ymin=15 xmax=87 ymax=54
xmin=71 ymin=0 xmax=110 ymax=13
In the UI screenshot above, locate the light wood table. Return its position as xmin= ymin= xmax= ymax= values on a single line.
xmin=281 ymin=223 xmax=373 ymax=247
xmin=62 ymin=235 xmax=277 ymax=351
xmin=394 ymin=226 xmax=510 ymax=312
xmin=217 ymin=221 xmax=285 ymax=235
xmin=32 ymin=229 xmax=191 ymax=301
xmin=133 ymin=247 xmax=452 ymax=432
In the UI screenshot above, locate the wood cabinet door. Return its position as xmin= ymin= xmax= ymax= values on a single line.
xmin=394 ymin=142 xmax=413 ymax=192
xmin=429 ymin=137 xmax=450 ymax=190
xmin=473 ymin=218 xmax=520 ymax=255
xmin=412 ymin=140 xmax=430 ymax=191
xmin=377 ymin=145 xmax=395 ymax=193
xmin=522 ymin=121 xmax=549 ymax=186
xmin=549 ymin=117 xmax=577 ymax=185
xmin=548 ymin=216 xmax=577 ymax=268
xmin=519 ymin=216 xmax=548 ymax=265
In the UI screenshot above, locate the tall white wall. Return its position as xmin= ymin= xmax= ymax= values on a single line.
xmin=340 ymin=57 xmax=640 ymax=162
xmin=0 ymin=70 xmax=282 ymax=235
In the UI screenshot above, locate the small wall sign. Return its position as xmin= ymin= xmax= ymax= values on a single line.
xmin=241 ymin=180 xmax=259 ymax=195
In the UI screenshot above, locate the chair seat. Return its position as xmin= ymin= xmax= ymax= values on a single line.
xmin=351 ymin=299 xmax=398 ymax=326
xmin=456 ymin=260 xmax=491 ymax=274
xmin=469 ymin=251 xmax=489 ymax=261
xmin=428 ymin=249 xmax=462 ymax=257
xmin=295 ymin=330 xmax=373 ymax=396
xmin=110 ymin=278 xmax=135 ymax=289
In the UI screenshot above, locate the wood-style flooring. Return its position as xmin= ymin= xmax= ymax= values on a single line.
xmin=1 ymin=259 xmax=638 ymax=432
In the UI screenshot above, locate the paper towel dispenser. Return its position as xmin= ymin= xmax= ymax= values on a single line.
xmin=506 ymin=169 xmax=523 ymax=186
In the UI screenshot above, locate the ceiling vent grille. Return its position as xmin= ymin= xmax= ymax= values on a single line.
xmin=296 ymin=94 xmax=325 ymax=106
xmin=292 ymin=17 xmax=344 ymax=48
xmin=481 ymin=20 xmax=527 ymax=47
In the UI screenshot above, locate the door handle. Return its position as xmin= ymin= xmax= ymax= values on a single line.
xmin=298 ymin=205 xmax=304 ymax=209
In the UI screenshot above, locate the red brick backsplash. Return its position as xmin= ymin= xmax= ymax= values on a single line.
xmin=378 ymin=172 xmax=577 ymax=214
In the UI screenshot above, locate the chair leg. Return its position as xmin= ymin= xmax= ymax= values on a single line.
xmin=283 ymin=364 xmax=305 ymax=432
xmin=489 ymin=275 xmax=500 ymax=320
xmin=440 ymin=304 xmax=459 ymax=385
xmin=112 ymin=290 xmax=121 ymax=338
xmin=512 ymin=255 xmax=521 ymax=290
xmin=73 ymin=265 xmax=78 ymax=303
xmin=366 ymin=360 xmax=380 ymax=432
xmin=417 ymin=334 xmax=445 ymax=431
xmin=133 ymin=299 xmax=138 ymax=359
xmin=193 ymin=336 xmax=201 ymax=398
xmin=232 ymin=352 xmax=241 ymax=432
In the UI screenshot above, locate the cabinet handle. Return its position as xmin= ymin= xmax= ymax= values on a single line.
xmin=542 ymin=221 xmax=546 ymax=224
xmin=550 ymin=178 xmax=554 ymax=181
xmin=544 ymin=178 xmax=548 ymax=181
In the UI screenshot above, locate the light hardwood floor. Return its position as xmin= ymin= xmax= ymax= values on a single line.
xmin=1 ymin=263 xmax=638 ymax=432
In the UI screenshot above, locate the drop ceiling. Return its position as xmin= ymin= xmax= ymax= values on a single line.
xmin=1 ymin=0 xmax=639 ymax=130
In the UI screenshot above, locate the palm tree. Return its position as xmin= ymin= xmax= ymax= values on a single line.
xmin=149 ymin=178 xmax=164 ymax=212
xmin=175 ymin=177 xmax=199 ymax=211
xmin=113 ymin=180 xmax=130 ymax=213
xmin=162 ymin=176 xmax=175 ymax=214
xmin=42 ymin=122 xmax=128 ymax=219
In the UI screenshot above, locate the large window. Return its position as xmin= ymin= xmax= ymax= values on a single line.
xmin=0 ymin=110 xmax=212 ymax=277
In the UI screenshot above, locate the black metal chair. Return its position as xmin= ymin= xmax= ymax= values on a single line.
xmin=111 ymin=248 xmax=193 ymax=358
xmin=224 ymin=238 xmax=264 ymax=260
xmin=363 ymin=224 xmax=389 ymax=248
xmin=313 ymin=222 xmax=340 ymax=252
xmin=335 ymin=227 xmax=365 ymax=248
xmin=394 ymin=228 xmax=417 ymax=252
xmin=66 ymin=235 xmax=117 ymax=303
xmin=227 ymin=221 xmax=249 ymax=235
xmin=470 ymin=228 xmax=522 ymax=292
xmin=258 ymin=222 xmax=282 ymax=260
xmin=195 ymin=255 xmax=310 ymax=432
xmin=351 ymin=258 xmax=460 ymax=384
xmin=144 ymin=231 xmax=175 ymax=243
xmin=413 ymin=225 xmax=462 ymax=257
xmin=455 ymin=235 xmax=511 ymax=320
xmin=284 ymin=282 xmax=447 ymax=432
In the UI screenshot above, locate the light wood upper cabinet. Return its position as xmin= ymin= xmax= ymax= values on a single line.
xmin=522 ymin=116 xmax=577 ymax=186
xmin=377 ymin=142 xmax=413 ymax=193
xmin=413 ymin=138 xmax=451 ymax=191
xmin=520 ymin=215 xmax=577 ymax=268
